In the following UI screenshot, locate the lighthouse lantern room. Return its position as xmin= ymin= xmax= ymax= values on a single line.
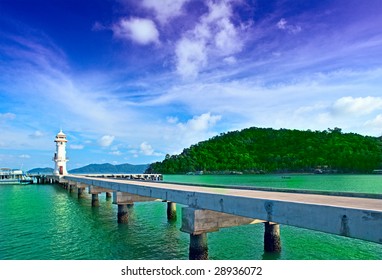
xmin=53 ymin=130 xmax=69 ymax=175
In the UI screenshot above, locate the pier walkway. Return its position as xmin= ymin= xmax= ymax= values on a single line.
xmin=51 ymin=174 xmax=382 ymax=259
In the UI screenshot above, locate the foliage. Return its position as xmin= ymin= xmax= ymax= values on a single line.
xmin=148 ymin=127 xmax=382 ymax=174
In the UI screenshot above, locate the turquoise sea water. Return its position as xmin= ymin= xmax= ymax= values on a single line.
xmin=164 ymin=174 xmax=382 ymax=194
xmin=0 ymin=174 xmax=381 ymax=260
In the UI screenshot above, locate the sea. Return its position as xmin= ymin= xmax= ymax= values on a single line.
xmin=0 ymin=174 xmax=381 ymax=260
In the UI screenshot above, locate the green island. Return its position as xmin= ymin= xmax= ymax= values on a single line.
xmin=149 ymin=127 xmax=382 ymax=174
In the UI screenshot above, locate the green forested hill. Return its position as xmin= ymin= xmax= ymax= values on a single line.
xmin=148 ymin=127 xmax=382 ymax=174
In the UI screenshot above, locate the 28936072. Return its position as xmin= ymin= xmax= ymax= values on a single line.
xmin=214 ymin=266 xmax=262 ymax=276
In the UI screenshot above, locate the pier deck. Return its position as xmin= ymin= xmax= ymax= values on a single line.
xmin=65 ymin=175 xmax=382 ymax=244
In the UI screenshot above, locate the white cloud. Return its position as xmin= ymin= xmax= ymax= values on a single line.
xmin=160 ymin=112 xmax=222 ymax=154
xmin=142 ymin=0 xmax=189 ymax=23
xmin=365 ymin=114 xmax=382 ymax=128
xmin=140 ymin=142 xmax=154 ymax=155
xmin=30 ymin=130 xmax=44 ymax=138
xmin=175 ymin=38 xmax=207 ymax=78
xmin=179 ymin=112 xmax=222 ymax=131
xmin=19 ymin=154 xmax=30 ymax=159
xmin=0 ymin=31 xmax=138 ymax=141
xmin=98 ymin=135 xmax=115 ymax=147
xmin=166 ymin=116 xmax=179 ymax=123
xmin=213 ymin=14 xmax=242 ymax=55
xmin=277 ymin=18 xmax=287 ymax=30
xmin=332 ymin=96 xmax=382 ymax=115
xmin=113 ymin=18 xmax=159 ymax=45
xmin=223 ymin=56 xmax=237 ymax=64
xmin=69 ymin=144 xmax=84 ymax=150
xmin=294 ymin=103 xmax=326 ymax=115
xmin=175 ymin=0 xmax=246 ymax=78
xmin=140 ymin=141 xmax=162 ymax=156
xmin=277 ymin=18 xmax=302 ymax=34
xmin=0 ymin=113 xmax=16 ymax=122
xmin=109 ymin=150 xmax=122 ymax=156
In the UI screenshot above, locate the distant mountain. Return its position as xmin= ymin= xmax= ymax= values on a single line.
xmin=69 ymin=163 xmax=149 ymax=174
xmin=28 ymin=167 xmax=54 ymax=174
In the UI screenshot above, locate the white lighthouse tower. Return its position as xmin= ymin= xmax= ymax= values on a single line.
xmin=53 ymin=130 xmax=69 ymax=175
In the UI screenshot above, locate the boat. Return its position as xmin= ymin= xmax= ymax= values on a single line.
xmin=0 ymin=168 xmax=33 ymax=185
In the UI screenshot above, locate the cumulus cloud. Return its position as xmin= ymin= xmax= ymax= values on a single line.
xmin=161 ymin=112 xmax=222 ymax=155
xmin=179 ymin=112 xmax=222 ymax=131
xmin=142 ymin=0 xmax=189 ymax=23
xmin=175 ymin=38 xmax=208 ymax=78
xmin=98 ymin=135 xmax=115 ymax=147
xmin=365 ymin=114 xmax=382 ymax=127
xmin=140 ymin=141 xmax=162 ymax=156
xmin=277 ymin=18 xmax=302 ymax=34
xmin=112 ymin=18 xmax=159 ymax=45
xmin=175 ymin=0 xmax=246 ymax=78
xmin=332 ymin=96 xmax=382 ymax=115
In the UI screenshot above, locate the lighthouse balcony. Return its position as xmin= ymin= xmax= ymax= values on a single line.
xmin=53 ymin=156 xmax=69 ymax=161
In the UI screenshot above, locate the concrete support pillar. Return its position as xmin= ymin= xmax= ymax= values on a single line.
xmin=106 ymin=192 xmax=112 ymax=199
xmin=92 ymin=193 xmax=100 ymax=207
xmin=181 ymin=207 xmax=264 ymax=260
xmin=68 ymin=184 xmax=73 ymax=193
xmin=78 ymin=188 xmax=84 ymax=199
xmin=167 ymin=202 xmax=177 ymax=221
xmin=117 ymin=204 xmax=132 ymax=223
xmin=189 ymin=233 xmax=208 ymax=260
xmin=264 ymin=222 xmax=281 ymax=253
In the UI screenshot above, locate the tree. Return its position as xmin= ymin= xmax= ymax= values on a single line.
xmin=148 ymin=127 xmax=382 ymax=174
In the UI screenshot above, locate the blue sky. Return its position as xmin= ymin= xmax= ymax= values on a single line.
xmin=1 ymin=0 xmax=382 ymax=170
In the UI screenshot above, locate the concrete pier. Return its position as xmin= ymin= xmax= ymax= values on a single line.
xmin=189 ymin=233 xmax=208 ymax=260
xmin=167 ymin=202 xmax=177 ymax=221
xmin=264 ymin=222 xmax=281 ymax=253
xmin=181 ymin=207 xmax=262 ymax=259
xmin=92 ymin=193 xmax=100 ymax=207
xmin=106 ymin=192 xmax=112 ymax=199
xmin=77 ymin=187 xmax=84 ymax=199
xmin=117 ymin=204 xmax=131 ymax=223
xmin=113 ymin=192 xmax=157 ymax=223
xmin=65 ymin=175 xmax=382 ymax=245
xmin=113 ymin=192 xmax=158 ymax=204
xmin=63 ymin=174 xmax=382 ymax=259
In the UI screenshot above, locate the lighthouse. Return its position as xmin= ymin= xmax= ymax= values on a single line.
xmin=53 ymin=130 xmax=69 ymax=175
